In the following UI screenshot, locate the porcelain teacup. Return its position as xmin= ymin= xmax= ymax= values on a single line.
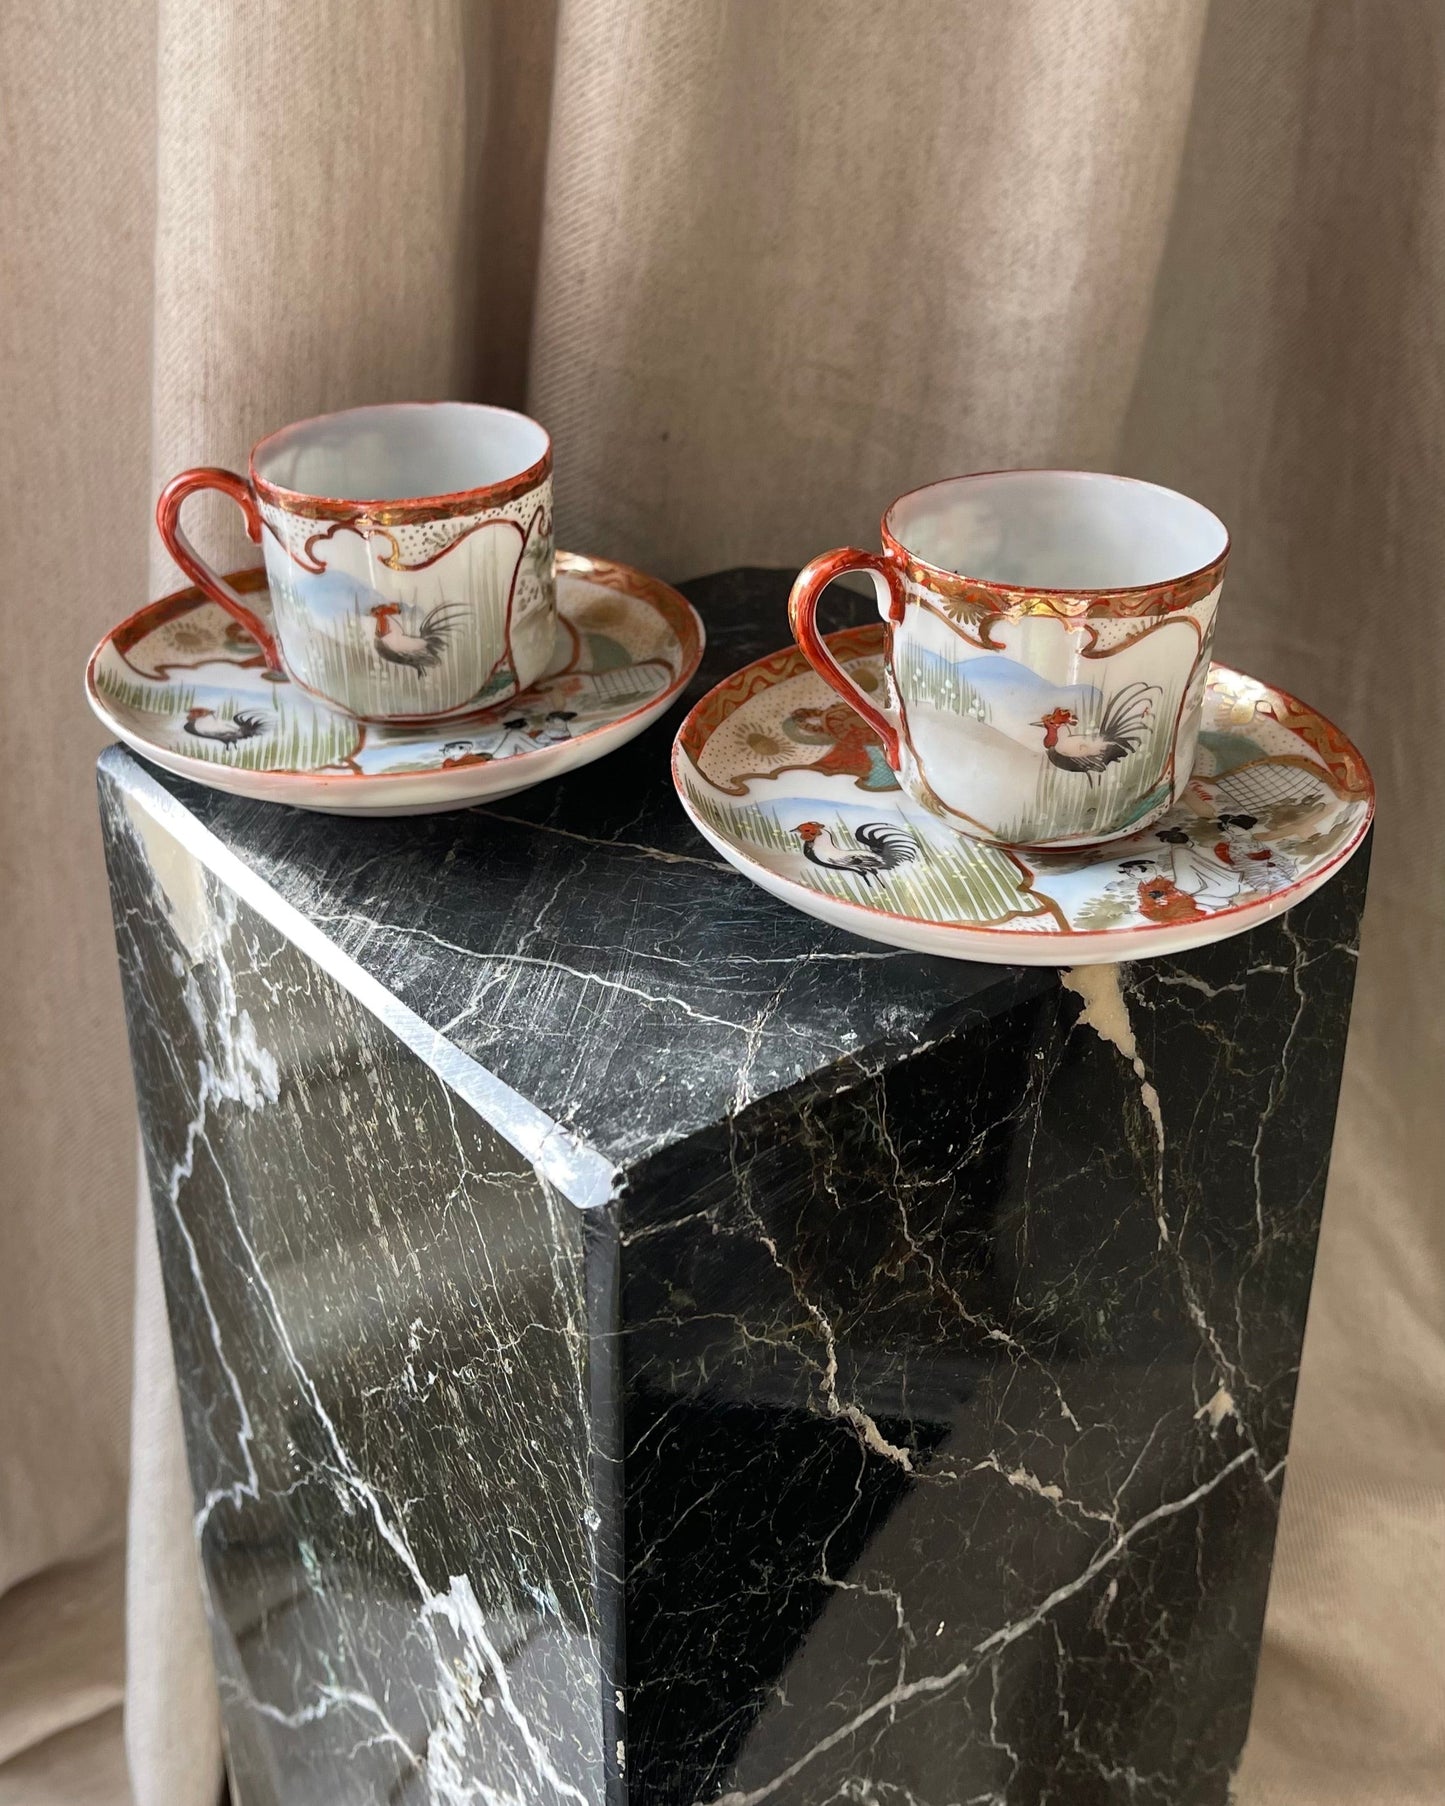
xmin=157 ymin=401 xmax=555 ymax=723
xmin=788 ymin=469 xmax=1230 ymax=848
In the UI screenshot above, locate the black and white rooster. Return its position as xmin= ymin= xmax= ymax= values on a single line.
xmin=793 ymin=820 xmax=918 ymax=885
xmin=1035 ymin=680 xmax=1158 ymax=779
xmin=369 ymin=601 xmax=465 ymax=674
xmin=183 ymin=706 xmax=269 ymax=747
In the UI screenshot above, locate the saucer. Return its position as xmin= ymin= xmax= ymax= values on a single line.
xmin=88 ymin=553 xmax=704 ymax=815
xmin=671 ymin=624 xmax=1372 ymax=965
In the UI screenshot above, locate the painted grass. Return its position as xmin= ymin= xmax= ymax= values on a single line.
xmin=287 ymin=596 xmax=507 ymax=721
xmin=1073 ymin=890 xmax=1135 ymax=930
xmin=95 ymin=667 xmax=359 ymax=773
xmin=95 ymin=670 xmax=200 ymax=717
xmin=991 ymin=672 xmax=1183 ymax=845
xmin=685 ymin=784 xmax=1040 ymax=927
xmin=893 ymin=638 xmax=992 ymax=721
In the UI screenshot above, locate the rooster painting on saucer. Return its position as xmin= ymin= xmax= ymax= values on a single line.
xmin=1034 ymin=680 xmax=1158 ymax=779
xmin=793 ymin=820 xmax=918 ymax=886
xmin=183 ymin=705 xmax=269 ymax=748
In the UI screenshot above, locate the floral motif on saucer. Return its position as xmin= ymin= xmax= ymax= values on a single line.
xmin=88 ymin=553 xmax=704 ymax=815
xmin=671 ymin=624 xmax=1372 ymax=966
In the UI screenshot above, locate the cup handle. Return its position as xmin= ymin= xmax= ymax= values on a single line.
xmin=788 ymin=547 xmax=907 ymax=770
xmin=156 ymin=466 xmax=283 ymax=671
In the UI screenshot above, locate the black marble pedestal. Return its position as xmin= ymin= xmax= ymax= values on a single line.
xmin=100 ymin=570 xmax=1369 ymax=1806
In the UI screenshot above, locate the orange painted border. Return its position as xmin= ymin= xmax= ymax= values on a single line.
xmin=879 ymin=468 xmax=1230 ymax=623
xmin=249 ymin=402 xmax=553 ymax=525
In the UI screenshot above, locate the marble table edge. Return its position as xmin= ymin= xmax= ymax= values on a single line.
xmin=98 ymin=745 xmax=1054 ymax=1213
xmin=99 ymin=746 xmax=623 ymax=1209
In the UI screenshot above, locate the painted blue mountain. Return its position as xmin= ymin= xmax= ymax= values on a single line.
xmin=899 ymin=647 xmax=1103 ymax=736
xmin=948 ymin=655 xmax=1102 ymax=722
xmin=286 ymin=564 xmax=392 ymax=623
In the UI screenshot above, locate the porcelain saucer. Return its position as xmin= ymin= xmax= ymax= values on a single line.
xmin=88 ymin=553 xmax=705 ymax=815
xmin=671 ymin=624 xmax=1372 ymax=966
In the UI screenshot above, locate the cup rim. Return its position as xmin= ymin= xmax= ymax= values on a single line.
xmin=248 ymin=400 xmax=553 ymax=525
xmin=879 ymin=467 xmax=1230 ymax=604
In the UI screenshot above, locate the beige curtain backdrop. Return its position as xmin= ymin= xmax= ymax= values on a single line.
xmin=2 ymin=2 xmax=1440 ymax=1802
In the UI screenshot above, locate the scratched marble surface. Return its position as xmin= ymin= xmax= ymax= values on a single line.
xmin=100 ymin=568 xmax=1370 ymax=1806
xmin=130 ymin=571 xmax=1048 ymax=1185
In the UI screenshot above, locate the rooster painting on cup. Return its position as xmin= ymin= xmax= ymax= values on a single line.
xmin=369 ymin=601 xmax=463 ymax=675
xmin=1034 ymin=681 xmax=1158 ymax=780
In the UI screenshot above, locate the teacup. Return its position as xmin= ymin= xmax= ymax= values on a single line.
xmin=789 ymin=470 xmax=1229 ymax=847
xmin=157 ymin=401 xmax=555 ymax=723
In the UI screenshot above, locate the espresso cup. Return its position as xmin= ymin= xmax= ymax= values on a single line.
xmin=157 ymin=401 xmax=555 ymax=723
xmin=789 ymin=470 xmax=1229 ymax=847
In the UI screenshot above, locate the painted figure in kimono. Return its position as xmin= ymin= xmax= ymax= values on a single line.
xmin=785 ymin=701 xmax=898 ymax=792
xmin=440 ymin=717 xmax=535 ymax=767
xmin=1100 ymin=855 xmax=1209 ymax=925
xmin=1212 ymin=812 xmax=1298 ymax=893
xmin=531 ymin=709 xmax=579 ymax=747
xmin=1154 ymin=824 xmax=1240 ymax=910
xmin=440 ymin=738 xmax=494 ymax=770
